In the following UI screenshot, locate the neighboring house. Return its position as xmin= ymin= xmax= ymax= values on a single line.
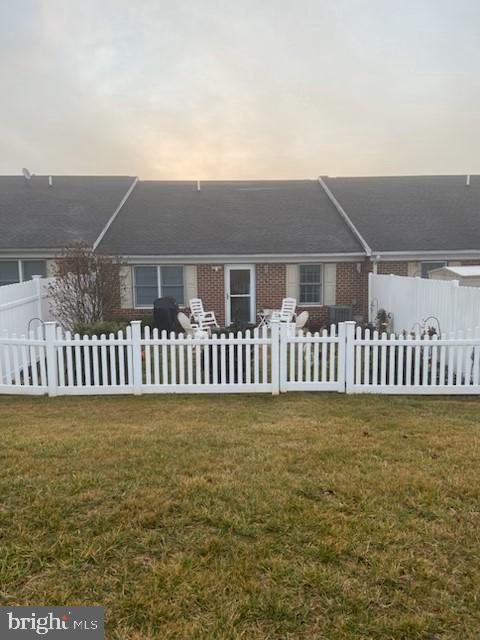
xmin=429 ymin=265 xmax=480 ymax=287
xmin=1 ymin=173 xmax=480 ymax=326
xmin=0 ymin=174 xmax=136 ymax=285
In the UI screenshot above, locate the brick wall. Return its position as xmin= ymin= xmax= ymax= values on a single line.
xmin=333 ymin=260 xmax=411 ymax=322
xmin=110 ymin=259 xmax=414 ymax=328
xmin=336 ymin=262 xmax=366 ymax=318
xmin=110 ymin=307 xmax=142 ymax=320
xmin=255 ymin=264 xmax=285 ymax=312
xmin=197 ymin=264 xmax=226 ymax=326
xmin=295 ymin=305 xmax=330 ymax=327
xmin=376 ymin=262 xmax=409 ymax=276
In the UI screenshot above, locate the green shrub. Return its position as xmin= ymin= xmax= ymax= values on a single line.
xmin=106 ymin=314 xmax=154 ymax=328
xmin=73 ymin=314 xmax=156 ymax=336
xmin=72 ymin=320 xmax=128 ymax=337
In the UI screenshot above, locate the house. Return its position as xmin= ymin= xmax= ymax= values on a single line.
xmin=0 ymin=175 xmax=136 ymax=285
xmin=429 ymin=265 xmax=480 ymax=287
xmin=1 ymin=173 xmax=480 ymax=326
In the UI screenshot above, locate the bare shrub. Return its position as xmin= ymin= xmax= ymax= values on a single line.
xmin=49 ymin=242 xmax=123 ymax=330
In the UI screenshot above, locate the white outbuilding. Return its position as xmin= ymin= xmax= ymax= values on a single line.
xmin=429 ymin=265 xmax=480 ymax=288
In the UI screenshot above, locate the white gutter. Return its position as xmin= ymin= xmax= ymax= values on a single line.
xmin=374 ymin=249 xmax=480 ymax=260
xmin=318 ymin=177 xmax=372 ymax=257
xmin=120 ymin=252 xmax=366 ymax=265
xmin=92 ymin=177 xmax=138 ymax=251
xmin=0 ymin=249 xmax=58 ymax=258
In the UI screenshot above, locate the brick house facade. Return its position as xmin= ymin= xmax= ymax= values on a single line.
xmin=197 ymin=265 xmax=227 ymax=326
xmin=113 ymin=258 xmax=449 ymax=329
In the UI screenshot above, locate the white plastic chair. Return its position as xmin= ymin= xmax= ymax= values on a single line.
xmin=177 ymin=312 xmax=208 ymax=338
xmin=270 ymin=297 xmax=297 ymax=323
xmin=189 ymin=298 xmax=219 ymax=330
xmin=295 ymin=311 xmax=309 ymax=332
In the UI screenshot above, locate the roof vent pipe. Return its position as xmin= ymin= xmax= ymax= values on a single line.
xmin=48 ymin=176 xmax=53 ymax=187
xmin=466 ymin=175 xmax=471 ymax=187
xmin=197 ymin=180 xmax=201 ymax=192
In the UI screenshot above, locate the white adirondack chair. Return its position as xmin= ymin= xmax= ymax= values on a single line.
xmin=270 ymin=297 xmax=297 ymax=323
xmin=177 ymin=312 xmax=208 ymax=338
xmin=189 ymin=298 xmax=219 ymax=330
xmin=295 ymin=311 xmax=309 ymax=332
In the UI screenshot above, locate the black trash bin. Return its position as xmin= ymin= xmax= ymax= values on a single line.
xmin=153 ymin=297 xmax=179 ymax=333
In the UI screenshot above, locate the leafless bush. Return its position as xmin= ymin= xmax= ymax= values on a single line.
xmin=48 ymin=242 xmax=123 ymax=330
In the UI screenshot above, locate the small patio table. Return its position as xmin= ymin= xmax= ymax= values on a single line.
xmin=257 ymin=309 xmax=274 ymax=328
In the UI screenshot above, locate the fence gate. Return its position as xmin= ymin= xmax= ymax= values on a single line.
xmin=279 ymin=323 xmax=346 ymax=392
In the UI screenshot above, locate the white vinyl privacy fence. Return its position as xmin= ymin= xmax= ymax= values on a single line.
xmin=2 ymin=321 xmax=480 ymax=396
xmin=369 ymin=272 xmax=480 ymax=334
xmin=0 ymin=276 xmax=53 ymax=336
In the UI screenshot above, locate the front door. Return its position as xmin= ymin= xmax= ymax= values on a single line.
xmin=225 ymin=265 xmax=255 ymax=326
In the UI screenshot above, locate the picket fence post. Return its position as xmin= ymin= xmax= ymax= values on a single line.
xmin=345 ymin=321 xmax=356 ymax=393
xmin=32 ymin=275 xmax=43 ymax=321
xmin=278 ymin=322 xmax=291 ymax=393
xmin=131 ymin=320 xmax=143 ymax=395
xmin=44 ymin=321 xmax=57 ymax=397
xmin=270 ymin=321 xmax=281 ymax=395
xmin=336 ymin=322 xmax=346 ymax=392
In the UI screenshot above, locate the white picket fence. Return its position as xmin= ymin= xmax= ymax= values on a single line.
xmin=369 ymin=272 xmax=480 ymax=335
xmin=0 ymin=276 xmax=53 ymax=336
xmin=139 ymin=325 xmax=277 ymax=394
xmin=1 ymin=320 xmax=480 ymax=396
xmin=347 ymin=325 xmax=480 ymax=394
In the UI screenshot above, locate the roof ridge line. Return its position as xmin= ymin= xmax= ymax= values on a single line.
xmin=317 ymin=176 xmax=372 ymax=257
xmin=93 ymin=177 xmax=138 ymax=251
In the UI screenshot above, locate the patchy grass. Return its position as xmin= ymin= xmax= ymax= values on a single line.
xmin=0 ymin=394 xmax=480 ymax=639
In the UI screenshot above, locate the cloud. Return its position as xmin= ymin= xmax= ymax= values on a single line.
xmin=0 ymin=0 xmax=479 ymax=178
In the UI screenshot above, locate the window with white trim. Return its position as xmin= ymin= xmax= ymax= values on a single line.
xmin=133 ymin=266 xmax=184 ymax=307
xmin=299 ymin=264 xmax=323 ymax=304
xmin=0 ymin=261 xmax=19 ymax=287
xmin=0 ymin=260 xmax=46 ymax=287
xmin=420 ymin=261 xmax=447 ymax=279
xmin=22 ymin=260 xmax=47 ymax=280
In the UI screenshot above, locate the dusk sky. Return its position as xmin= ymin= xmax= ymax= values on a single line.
xmin=1 ymin=0 xmax=479 ymax=179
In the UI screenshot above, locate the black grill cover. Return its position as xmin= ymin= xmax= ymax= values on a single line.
xmin=153 ymin=297 xmax=179 ymax=333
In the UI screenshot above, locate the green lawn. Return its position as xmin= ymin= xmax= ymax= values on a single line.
xmin=1 ymin=394 xmax=479 ymax=639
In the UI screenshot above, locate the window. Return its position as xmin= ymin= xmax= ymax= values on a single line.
xmin=0 ymin=261 xmax=20 ymax=287
xmin=161 ymin=266 xmax=184 ymax=304
xmin=0 ymin=259 xmax=47 ymax=287
xmin=134 ymin=266 xmax=184 ymax=307
xmin=22 ymin=260 xmax=47 ymax=280
xmin=299 ymin=264 xmax=323 ymax=304
xmin=134 ymin=267 xmax=158 ymax=306
xmin=420 ymin=261 xmax=447 ymax=279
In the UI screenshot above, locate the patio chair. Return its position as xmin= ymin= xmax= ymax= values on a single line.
xmin=270 ymin=297 xmax=297 ymax=323
xmin=295 ymin=311 xmax=309 ymax=332
xmin=177 ymin=312 xmax=209 ymax=338
xmin=189 ymin=298 xmax=219 ymax=330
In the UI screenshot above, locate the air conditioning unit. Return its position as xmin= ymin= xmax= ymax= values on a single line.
xmin=328 ymin=305 xmax=353 ymax=324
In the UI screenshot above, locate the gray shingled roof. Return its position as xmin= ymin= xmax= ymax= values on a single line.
xmin=0 ymin=175 xmax=135 ymax=250
xmin=99 ymin=180 xmax=363 ymax=256
xmin=323 ymin=175 xmax=480 ymax=253
xmin=3 ymin=175 xmax=479 ymax=257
